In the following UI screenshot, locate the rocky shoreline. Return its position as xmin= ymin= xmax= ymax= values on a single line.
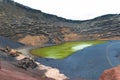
xmin=0 ymin=45 xmax=69 ymax=80
xmin=17 ymin=46 xmax=69 ymax=80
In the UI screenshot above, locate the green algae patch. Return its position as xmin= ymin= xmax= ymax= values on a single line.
xmin=30 ymin=40 xmax=106 ymax=59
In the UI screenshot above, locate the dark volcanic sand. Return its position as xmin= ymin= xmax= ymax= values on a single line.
xmin=0 ymin=36 xmax=24 ymax=48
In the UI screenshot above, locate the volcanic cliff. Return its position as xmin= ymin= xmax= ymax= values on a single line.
xmin=0 ymin=0 xmax=120 ymax=46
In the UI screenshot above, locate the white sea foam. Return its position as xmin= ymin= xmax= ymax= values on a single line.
xmin=72 ymin=44 xmax=92 ymax=51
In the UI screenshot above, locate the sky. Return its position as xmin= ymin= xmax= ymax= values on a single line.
xmin=14 ymin=0 xmax=120 ymax=20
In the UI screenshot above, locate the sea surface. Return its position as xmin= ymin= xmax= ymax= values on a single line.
xmin=36 ymin=40 xmax=120 ymax=80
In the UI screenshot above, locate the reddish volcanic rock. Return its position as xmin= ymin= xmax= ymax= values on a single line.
xmin=0 ymin=61 xmax=53 ymax=80
xmin=99 ymin=65 xmax=120 ymax=80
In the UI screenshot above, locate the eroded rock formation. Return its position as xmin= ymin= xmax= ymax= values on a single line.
xmin=99 ymin=65 xmax=120 ymax=80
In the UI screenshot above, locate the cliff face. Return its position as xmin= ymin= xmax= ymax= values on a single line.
xmin=99 ymin=65 xmax=120 ymax=80
xmin=0 ymin=0 xmax=120 ymax=46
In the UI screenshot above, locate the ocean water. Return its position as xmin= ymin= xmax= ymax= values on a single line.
xmin=36 ymin=40 xmax=120 ymax=80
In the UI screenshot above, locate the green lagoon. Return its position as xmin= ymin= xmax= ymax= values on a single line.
xmin=31 ymin=40 xmax=106 ymax=59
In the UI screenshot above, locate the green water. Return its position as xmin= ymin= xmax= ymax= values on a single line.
xmin=30 ymin=40 xmax=106 ymax=59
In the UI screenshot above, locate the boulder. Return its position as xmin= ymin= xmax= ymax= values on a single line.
xmin=99 ymin=65 xmax=120 ymax=80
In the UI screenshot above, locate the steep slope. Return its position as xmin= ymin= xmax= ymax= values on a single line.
xmin=0 ymin=0 xmax=80 ymax=45
xmin=0 ymin=0 xmax=120 ymax=46
xmin=78 ymin=14 xmax=120 ymax=40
